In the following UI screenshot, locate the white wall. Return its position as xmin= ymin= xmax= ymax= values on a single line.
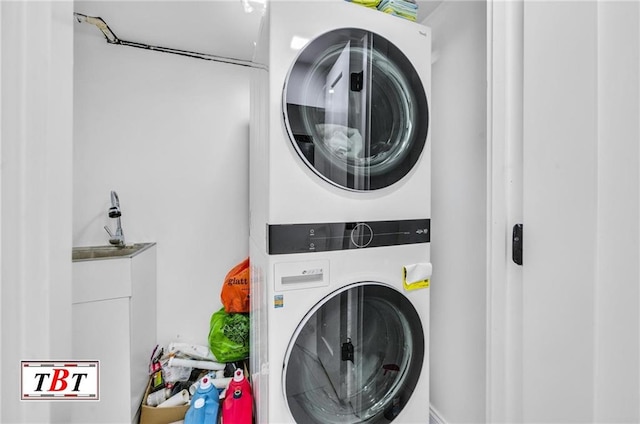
xmin=73 ymin=26 xmax=251 ymax=347
xmin=1 ymin=2 xmax=74 ymax=423
xmin=425 ymin=1 xmax=487 ymax=423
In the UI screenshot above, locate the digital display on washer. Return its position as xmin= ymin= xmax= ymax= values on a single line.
xmin=268 ymin=218 xmax=430 ymax=255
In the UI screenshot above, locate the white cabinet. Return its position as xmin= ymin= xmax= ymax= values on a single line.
xmin=71 ymin=243 xmax=157 ymax=424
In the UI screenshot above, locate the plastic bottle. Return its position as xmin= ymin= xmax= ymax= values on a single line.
xmin=184 ymin=376 xmax=220 ymax=424
xmin=221 ymin=369 xmax=252 ymax=424
xmin=188 ymin=372 xmax=230 ymax=395
xmin=146 ymin=388 xmax=170 ymax=406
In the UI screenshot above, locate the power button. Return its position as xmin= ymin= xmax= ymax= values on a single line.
xmin=350 ymin=223 xmax=373 ymax=248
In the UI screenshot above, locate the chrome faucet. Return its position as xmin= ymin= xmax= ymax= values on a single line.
xmin=104 ymin=190 xmax=125 ymax=246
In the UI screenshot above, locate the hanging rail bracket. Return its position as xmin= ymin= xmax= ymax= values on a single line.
xmin=73 ymin=12 xmax=267 ymax=70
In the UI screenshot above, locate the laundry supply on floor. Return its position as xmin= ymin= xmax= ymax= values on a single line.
xmin=146 ymin=387 xmax=172 ymax=407
xmin=140 ymin=344 xmax=214 ymax=424
xmin=211 ymin=257 xmax=251 ymax=362
xmin=140 ymin=341 xmax=250 ymax=424
xmin=184 ymin=375 xmax=221 ymax=424
xmin=157 ymin=389 xmax=190 ymax=408
xmin=221 ymin=369 xmax=253 ymax=424
xmin=167 ymin=342 xmax=218 ymax=361
xmin=168 ymin=356 xmax=226 ymax=371
xmin=194 ymin=372 xmax=232 ymax=392
xmin=145 ymin=343 xmax=220 ymax=407
xmin=209 ymin=307 xmax=250 ymax=363
xmin=140 ymin=258 xmax=254 ymax=424
xmin=220 ymin=257 xmax=250 ymax=314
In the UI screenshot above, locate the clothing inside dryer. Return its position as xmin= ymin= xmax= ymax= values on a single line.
xmin=284 ymin=283 xmax=424 ymax=423
xmin=284 ymin=28 xmax=429 ymax=191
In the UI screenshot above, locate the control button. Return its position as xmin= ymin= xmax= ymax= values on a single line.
xmin=350 ymin=223 xmax=373 ymax=248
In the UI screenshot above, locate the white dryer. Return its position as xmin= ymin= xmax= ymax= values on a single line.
xmin=250 ymin=0 xmax=432 ymax=249
xmin=250 ymin=232 xmax=431 ymax=423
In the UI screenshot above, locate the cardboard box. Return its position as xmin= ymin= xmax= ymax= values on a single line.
xmin=139 ymin=381 xmax=190 ymax=424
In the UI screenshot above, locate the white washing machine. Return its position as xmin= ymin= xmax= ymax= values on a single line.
xmin=250 ymin=232 xmax=431 ymax=423
xmin=250 ymin=0 xmax=432 ymax=251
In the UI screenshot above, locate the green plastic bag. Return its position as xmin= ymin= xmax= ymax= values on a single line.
xmin=208 ymin=307 xmax=249 ymax=363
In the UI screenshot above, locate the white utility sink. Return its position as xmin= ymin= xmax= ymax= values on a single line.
xmin=71 ymin=242 xmax=157 ymax=424
xmin=72 ymin=242 xmax=154 ymax=261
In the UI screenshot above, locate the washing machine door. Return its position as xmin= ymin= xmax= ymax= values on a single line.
xmin=283 ymin=283 xmax=425 ymax=423
xmin=283 ymin=28 xmax=429 ymax=191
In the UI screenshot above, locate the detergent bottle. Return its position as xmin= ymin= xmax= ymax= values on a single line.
xmin=221 ymin=368 xmax=253 ymax=424
xmin=184 ymin=375 xmax=220 ymax=424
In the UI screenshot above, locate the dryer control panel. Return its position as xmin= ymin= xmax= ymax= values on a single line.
xmin=268 ymin=219 xmax=430 ymax=255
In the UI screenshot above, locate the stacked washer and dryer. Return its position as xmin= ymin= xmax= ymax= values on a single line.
xmin=249 ymin=1 xmax=431 ymax=422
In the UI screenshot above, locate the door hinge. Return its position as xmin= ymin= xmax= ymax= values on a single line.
xmin=512 ymin=224 xmax=523 ymax=266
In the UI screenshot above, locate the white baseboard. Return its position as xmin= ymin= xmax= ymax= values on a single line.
xmin=430 ymin=404 xmax=448 ymax=424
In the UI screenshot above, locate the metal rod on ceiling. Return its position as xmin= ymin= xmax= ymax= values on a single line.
xmin=73 ymin=12 xmax=266 ymax=70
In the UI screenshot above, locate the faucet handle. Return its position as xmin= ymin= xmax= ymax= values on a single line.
xmin=104 ymin=225 xmax=114 ymax=237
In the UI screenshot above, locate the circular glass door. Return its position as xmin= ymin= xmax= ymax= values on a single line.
xmin=283 ymin=283 xmax=425 ymax=423
xmin=283 ymin=28 xmax=429 ymax=191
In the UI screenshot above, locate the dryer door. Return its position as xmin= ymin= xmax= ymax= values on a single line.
xmin=283 ymin=283 xmax=425 ymax=423
xmin=284 ymin=28 xmax=429 ymax=191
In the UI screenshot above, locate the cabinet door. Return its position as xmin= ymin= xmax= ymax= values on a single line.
xmin=72 ymin=299 xmax=131 ymax=423
xmin=519 ymin=1 xmax=640 ymax=422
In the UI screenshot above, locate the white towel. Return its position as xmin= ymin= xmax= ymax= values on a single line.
xmin=403 ymin=262 xmax=432 ymax=291
xmin=316 ymin=123 xmax=363 ymax=159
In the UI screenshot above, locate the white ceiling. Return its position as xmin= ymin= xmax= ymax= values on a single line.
xmin=74 ymin=1 xmax=442 ymax=63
